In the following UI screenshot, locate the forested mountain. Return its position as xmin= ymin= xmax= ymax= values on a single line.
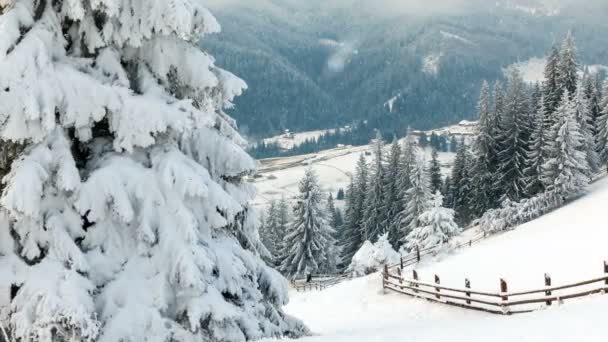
xmin=203 ymin=0 xmax=608 ymax=138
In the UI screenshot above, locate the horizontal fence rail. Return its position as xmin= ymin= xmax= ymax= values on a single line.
xmin=383 ymin=261 xmax=608 ymax=315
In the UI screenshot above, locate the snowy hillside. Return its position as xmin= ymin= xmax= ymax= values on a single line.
xmin=261 ymin=177 xmax=608 ymax=342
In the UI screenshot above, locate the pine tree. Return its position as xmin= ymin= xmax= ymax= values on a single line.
xmin=280 ymin=169 xmax=336 ymax=277
xmin=598 ymin=81 xmax=608 ymax=168
xmin=339 ymin=156 xmax=369 ymax=266
xmin=584 ymin=73 xmax=603 ymax=144
xmin=363 ymin=133 xmax=387 ymax=242
xmin=557 ymin=32 xmax=579 ymax=100
xmin=524 ymin=97 xmax=549 ymax=196
xmin=399 ymin=153 xmax=432 ymax=247
xmin=327 ymin=193 xmax=343 ymax=230
xmin=0 ymin=2 xmax=306 ymax=341
xmin=429 ymin=148 xmax=443 ymax=195
xmin=391 ymin=132 xmax=418 ymax=248
xmin=260 ymin=201 xmax=280 ymax=263
xmin=495 ymin=69 xmax=530 ymax=202
xmin=544 ymin=44 xmax=562 ymax=117
xmin=405 ymin=192 xmax=460 ymax=251
xmin=384 ymin=138 xmax=403 ymax=245
xmin=542 ymin=91 xmax=590 ymax=198
xmin=450 ymin=142 xmax=474 ymax=224
xmin=573 ymin=79 xmax=601 ymax=176
xmin=471 ymin=81 xmax=499 ymax=216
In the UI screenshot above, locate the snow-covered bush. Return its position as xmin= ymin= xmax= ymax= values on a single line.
xmin=347 ymin=234 xmax=400 ymax=276
xmin=480 ymin=191 xmax=564 ymax=233
xmin=0 ymin=1 xmax=306 ymax=341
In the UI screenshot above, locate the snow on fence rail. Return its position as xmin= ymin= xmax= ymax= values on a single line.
xmin=383 ymin=261 xmax=608 ymax=315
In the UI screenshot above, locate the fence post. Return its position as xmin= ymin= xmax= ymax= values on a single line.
xmin=397 ymin=267 xmax=403 ymax=289
xmin=469 ymin=239 xmax=472 ymax=247
xmin=544 ymin=273 xmax=552 ymax=306
xmin=413 ymin=270 xmax=419 ymax=293
xmin=416 ymin=245 xmax=421 ymax=262
xmin=400 ymin=256 xmax=404 ymax=269
xmin=465 ymin=278 xmax=471 ymax=305
xmin=604 ymin=261 xmax=608 ymax=286
xmin=500 ymin=278 xmax=509 ymax=314
xmin=435 ymin=275 xmax=441 ymax=299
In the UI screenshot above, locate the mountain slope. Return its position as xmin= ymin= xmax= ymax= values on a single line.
xmin=203 ymin=0 xmax=608 ymax=138
xmin=260 ymin=176 xmax=608 ymax=341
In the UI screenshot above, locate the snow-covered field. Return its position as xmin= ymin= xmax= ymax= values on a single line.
xmin=262 ymin=177 xmax=608 ymax=342
xmin=261 ymin=129 xmax=338 ymax=150
xmin=251 ymin=145 xmax=456 ymax=209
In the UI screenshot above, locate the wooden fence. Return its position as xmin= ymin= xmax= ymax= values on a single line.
xmin=292 ymin=231 xmax=488 ymax=293
xmin=383 ymin=261 xmax=608 ymax=315
xmin=292 ymin=273 xmax=352 ymax=292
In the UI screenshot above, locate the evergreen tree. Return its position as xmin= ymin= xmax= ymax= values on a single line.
xmin=384 ymin=138 xmax=403 ymax=245
xmin=429 ymin=148 xmax=443 ymax=195
xmin=399 ymin=153 xmax=432 ymax=247
xmin=450 ymin=135 xmax=458 ymax=153
xmin=391 ymin=132 xmax=418 ymax=248
xmin=598 ymin=81 xmax=608 ymax=168
xmin=337 ymin=188 xmax=346 ymax=200
xmin=573 ymin=79 xmax=601 ymax=176
xmin=339 ymin=156 xmax=369 ymax=265
xmin=524 ymin=97 xmax=549 ymax=197
xmin=471 ymin=81 xmax=499 ymax=215
xmin=363 ymin=133 xmax=387 ymax=242
xmin=327 ymin=193 xmax=343 ymax=230
xmin=280 ymin=169 xmax=336 ymax=277
xmin=0 ymin=2 xmax=306 ymax=340
xmin=450 ymin=143 xmax=474 ymax=224
xmin=557 ymin=32 xmax=579 ymax=100
xmin=261 ymin=201 xmax=282 ymax=264
xmin=542 ymin=92 xmax=590 ymax=198
xmin=584 ymin=73 xmax=603 ymax=143
xmin=495 ymin=69 xmax=530 ymax=202
xmin=543 ymin=44 xmax=562 ymax=117
xmin=405 ymin=192 xmax=460 ymax=251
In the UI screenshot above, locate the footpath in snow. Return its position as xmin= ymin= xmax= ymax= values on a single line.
xmin=263 ymin=177 xmax=608 ymax=342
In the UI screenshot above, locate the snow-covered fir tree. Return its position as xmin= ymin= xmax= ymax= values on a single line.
xmin=392 ymin=130 xmax=418 ymax=248
xmin=543 ymin=44 xmax=562 ymax=118
xmin=260 ymin=200 xmax=289 ymax=267
xmin=0 ymin=1 xmax=307 ymax=341
xmin=399 ymin=153 xmax=432 ymax=248
xmin=542 ymin=91 xmax=590 ymax=198
xmin=450 ymin=141 xmax=474 ymax=224
xmin=384 ymin=138 xmax=403 ymax=245
xmin=339 ymin=155 xmax=369 ymax=266
xmin=327 ymin=193 xmax=343 ymax=231
xmin=471 ymin=81 xmax=499 ymax=216
xmin=573 ymin=79 xmax=601 ymax=176
xmin=495 ymin=69 xmax=531 ymax=202
xmin=557 ymin=31 xmax=579 ymax=100
xmin=429 ymin=148 xmax=443 ymax=195
xmin=280 ymin=169 xmax=336 ymax=277
xmin=405 ymin=192 xmax=460 ymax=251
xmin=598 ymin=81 xmax=608 ymax=168
xmin=362 ymin=133 xmax=387 ymax=242
xmin=524 ymin=96 xmax=549 ymax=197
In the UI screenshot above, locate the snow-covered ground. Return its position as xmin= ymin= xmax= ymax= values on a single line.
xmin=261 ymin=129 xmax=339 ymax=150
xmin=251 ymin=145 xmax=456 ymax=209
xmin=262 ymin=177 xmax=608 ymax=342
